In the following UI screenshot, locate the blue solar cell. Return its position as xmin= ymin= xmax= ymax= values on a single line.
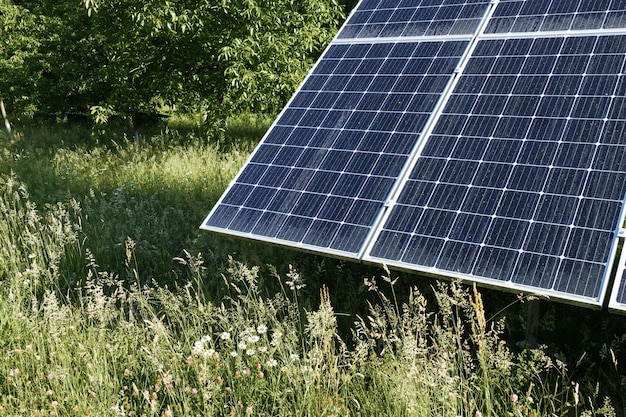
xmin=554 ymin=260 xmax=605 ymax=298
xmin=472 ymin=246 xmax=518 ymax=281
xmin=523 ymin=223 xmax=569 ymax=256
xmin=495 ymin=191 xmax=538 ymax=219
xmin=449 ymin=213 xmax=491 ymax=243
xmin=512 ymin=252 xmax=559 ymax=289
xmin=534 ymin=195 xmax=578 ymax=224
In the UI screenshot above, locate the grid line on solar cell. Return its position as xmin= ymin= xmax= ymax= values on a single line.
xmin=339 ymin=0 xmax=491 ymax=39
xmin=203 ymin=40 xmax=469 ymax=255
xmin=366 ymin=34 xmax=626 ymax=302
xmin=487 ymin=0 xmax=626 ymax=33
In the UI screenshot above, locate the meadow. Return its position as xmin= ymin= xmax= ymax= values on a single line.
xmin=0 ymin=118 xmax=624 ymax=416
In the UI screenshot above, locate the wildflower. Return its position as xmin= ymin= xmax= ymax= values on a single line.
xmin=266 ymin=359 xmax=278 ymax=367
xmin=271 ymin=330 xmax=283 ymax=347
xmin=191 ymin=388 xmax=198 ymax=395
xmin=220 ymin=332 xmax=231 ymax=340
xmin=247 ymin=334 xmax=260 ymax=344
xmin=475 ymin=411 xmax=483 ymax=417
xmin=238 ymin=341 xmax=247 ymax=350
xmin=124 ymin=369 xmax=131 ymax=376
xmin=192 ymin=341 xmax=205 ymax=356
xmin=163 ymin=409 xmax=173 ymax=417
xmin=230 ymin=351 xmax=238 ymax=358
xmin=510 ymin=393 xmax=518 ymax=402
xmin=257 ymin=371 xmax=264 ymax=378
xmin=289 ymin=353 xmax=299 ymax=361
xmin=257 ymin=324 xmax=268 ymax=334
xmin=246 ymin=349 xmax=256 ymax=356
xmin=259 ymin=346 xmax=268 ymax=353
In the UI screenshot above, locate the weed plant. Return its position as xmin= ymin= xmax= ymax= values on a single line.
xmin=0 ymin=119 xmax=624 ymax=415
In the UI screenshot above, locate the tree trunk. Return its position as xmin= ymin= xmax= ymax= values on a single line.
xmin=0 ymin=98 xmax=11 ymax=135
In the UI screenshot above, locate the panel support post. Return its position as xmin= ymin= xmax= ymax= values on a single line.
xmin=525 ymin=299 xmax=540 ymax=348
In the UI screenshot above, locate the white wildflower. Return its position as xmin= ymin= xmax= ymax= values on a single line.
xmin=271 ymin=330 xmax=283 ymax=347
xmin=192 ymin=341 xmax=205 ymax=356
xmin=220 ymin=332 xmax=231 ymax=340
xmin=257 ymin=324 xmax=268 ymax=334
xmin=266 ymin=359 xmax=278 ymax=367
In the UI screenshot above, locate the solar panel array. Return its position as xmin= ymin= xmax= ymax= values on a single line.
xmin=202 ymin=0 xmax=626 ymax=310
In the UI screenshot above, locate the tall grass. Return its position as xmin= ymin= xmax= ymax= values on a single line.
xmin=0 ymin=119 xmax=624 ymax=415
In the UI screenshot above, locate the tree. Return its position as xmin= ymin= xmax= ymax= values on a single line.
xmin=84 ymin=0 xmax=345 ymax=126
xmin=1 ymin=0 xmax=348 ymax=129
xmin=0 ymin=0 xmax=40 ymax=119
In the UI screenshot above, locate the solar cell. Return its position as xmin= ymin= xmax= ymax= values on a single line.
xmin=203 ymin=0 xmax=626 ymax=309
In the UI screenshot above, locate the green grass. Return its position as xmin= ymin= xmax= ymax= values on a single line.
xmin=0 ymin=118 xmax=624 ymax=416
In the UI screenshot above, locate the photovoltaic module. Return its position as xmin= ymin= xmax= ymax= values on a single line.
xmin=202 ymin=0 xmax=626 ymax=311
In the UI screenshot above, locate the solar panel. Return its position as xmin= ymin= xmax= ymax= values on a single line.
xmin=486 ymin=0 xmax=626 ymax=33
xmin=339 ymin=0 xmax=492 ymax=39
xmin=204 ymin=39 xmax=471 ymax=256
xmin=202 ymin=0 xmax=626 ymax=309
xmin=365 ymin=35 xmax=626 ymax=305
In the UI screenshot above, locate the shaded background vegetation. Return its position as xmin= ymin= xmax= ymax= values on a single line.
xmin=1 ymin=0 xmax=354 ymax=129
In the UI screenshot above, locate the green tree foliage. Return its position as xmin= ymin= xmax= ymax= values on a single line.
xmin=1 ymin=0 xmax=347 ymax=126
xmin=0 ymin=0 xmax=40 ymax=116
